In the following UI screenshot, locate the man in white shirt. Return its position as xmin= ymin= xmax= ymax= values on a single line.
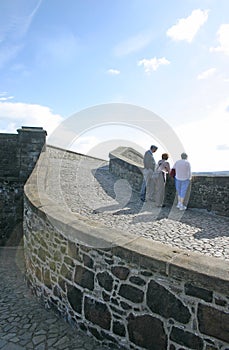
xmin=173 ymin=152 xmax=191 ymax=210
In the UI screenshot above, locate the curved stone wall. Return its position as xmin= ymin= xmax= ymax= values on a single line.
xmin=23 ymin=147 xmax=229 ymax=350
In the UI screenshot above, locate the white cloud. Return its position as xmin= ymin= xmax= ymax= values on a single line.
xmin=167 ymin=9 xmax=209 ymax=43
xmin=138 ymin=57 xmax=170 ymax=73
xmin=114 ymin=32 xmax=153 ymax=56
xmin=107 ymin=68 xmax=120 ymax=75
xmin=0 ymin=92 xmax=14 ymax=101
xmin=210 ymin=24 xmax=229 ymax=55
xmin=175 ymin=99 xmax=229 ymax=172
xmin=0 ymin=101 xmax=63 ymax=136
xmin=197 ymin=67 xmax=216 ymax=80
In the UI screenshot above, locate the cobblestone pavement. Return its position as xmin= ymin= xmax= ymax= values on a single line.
xmin=46 ymin=156 xmax=229 ymax=261
xmin=0 ymin=247 xmax=115 ymax=350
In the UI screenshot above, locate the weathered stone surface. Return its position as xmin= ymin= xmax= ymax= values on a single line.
xmin=37 ymin=247 xmax=46 ymax=262
xmin=64 ymin=256 xmax=75 ymax=267
xmin=129 ymin=276 xmax=146 ymax=286
xmin=102 ymin=291 xmax=110 ymax=302
xmin=35 ymin=266 xmax=42 ymax=281
xmin=113 ymin=321 xmax=126 ymax=337
xmin=127 ymin=313 xmax=167 ymax=349
xmin=60 ymin=263 xmax=72 ymax=281
xmin=197 ymin=304 xmax=229 ymax=342
xmin=58 ymin=277 xmax=66 ymax=291
xmin=109 ymin=147 xmax=143 ymax=192
xmin=146 ymin=280 xmax=191 ymax=323
xmin=119 ymin=284 xmax=144 ymax=303
xmin=205 ymin=345 xmax=218 ymax=350
xmin=111 ymin=266 xmax=130 ymax=280
xmin=67 ymin=284 xmax=83 ymax=314
xmin=43 ymin=269 xmax=52 ymax=289
xmin=120 ymin=301 xmax=131 ymax=310
xmin=97 ymin=271 xmax=114 ymax=291
xmin=68 ymin=242 xmax=81 ymax=261
xmin=84 ymin=297 xmax=111 ymax=330
xmin=83 ymin=254 xmax=94 ymax=268
xmin=74 ymin=265 xmax=94 ymax=290
xmin=184 ymin=282 xmax=213 ymax=302
xmin=170 ymin=327 xmax=204 ymax=349
xmin=214 ymin=297 xmax=227 ymax=307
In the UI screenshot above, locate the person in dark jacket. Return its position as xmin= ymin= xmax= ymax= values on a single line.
xmin=140 ymin=145 xmax=158 ymax=202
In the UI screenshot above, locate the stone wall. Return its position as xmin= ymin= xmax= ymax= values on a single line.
xmin=0 ymin=127 xmax=46 ymax=245
xmin=109 ymin=147 xmax=229 ymax=217
xmin=23 ymin=154 xmax=229 ymax=350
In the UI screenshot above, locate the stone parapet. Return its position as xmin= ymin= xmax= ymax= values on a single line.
xmin=23 ymin=149 xmax=229 ymax=350
xmin=109 ymin=147 xmax=229 ymax=217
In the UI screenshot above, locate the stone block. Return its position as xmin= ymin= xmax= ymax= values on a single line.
xmin=111 ymin=265 xmax=130 ymax=280
xmin=127 ymin=313 xmax=167 ymax=349
xmin=113 ymin=321 xmax=126 ymax=337
xmin=146 ymin=280 xmax=191 ymax=323
xmin=67 ymin=284 xmax=83 ymax=314
xmin=74 ymin=265 xmax=94 ymax=290
xmin=129 ymin=276 xmax=146 ymax=286
xmin=119 ymin=284 xmax=144 ymax=303
xmin=184 ymin=282 xmax=213 ymax=302
xmin=84 ymin=297 xmax=111 ymax=330
xmin=170 ymin=327 xmax=204 ymax=349
xmin=83 ymin=253 xmax=94 ymax=268
xmin=97 ymin=271 xmax=114 ymax=291
xmin=197 ymin=304 xmax=229 ymax=343
xmin=60 ymin=263 xmax=72 ymax=281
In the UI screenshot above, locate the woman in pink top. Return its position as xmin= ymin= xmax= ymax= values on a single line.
xmin=173 ymin=152 xmax=191 ymax=210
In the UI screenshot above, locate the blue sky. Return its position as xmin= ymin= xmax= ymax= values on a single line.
xmin=0 ymin=0 xmax=229 ymax=171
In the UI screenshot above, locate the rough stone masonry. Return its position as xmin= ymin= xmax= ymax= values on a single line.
xmin=23 ymin=145 xmax=229 ymax=350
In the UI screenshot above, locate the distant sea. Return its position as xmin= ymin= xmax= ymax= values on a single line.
xmin=192 ymin=171 xmax=229 ymax=176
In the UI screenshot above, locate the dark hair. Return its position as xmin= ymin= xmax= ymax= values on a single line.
xmin=150 ymin=145 xmax=158 ymax=151
xmin=162 ymin=153 xmax=169 ymax=160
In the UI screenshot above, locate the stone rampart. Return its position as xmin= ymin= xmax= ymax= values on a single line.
xmin=109 ymin=147 xmax=229 ymax=217
xmin=0 ymin=127 xmax=46 ymax=245
xmin=23 ymin=147 xmax=229 ymax=350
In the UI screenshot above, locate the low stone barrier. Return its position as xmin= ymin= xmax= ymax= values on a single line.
xmin=109 ymin=147 xmax=229 ymax=217
xmin=23 ymin=148 xmax=229 ymax=350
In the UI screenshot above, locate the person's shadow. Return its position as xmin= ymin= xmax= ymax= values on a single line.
xmin=92 ymin=165 xmax=144 ymax=215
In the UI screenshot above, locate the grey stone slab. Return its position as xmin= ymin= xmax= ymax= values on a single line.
xmin=0 ymin=343 xmax=24 ymax=350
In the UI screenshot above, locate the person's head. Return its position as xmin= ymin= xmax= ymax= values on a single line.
xmin=181 ymin=152 xmax=188 ymax=160
xmin=150 ymin=145 xmax=158 ymax=153
xmin=162 ymin=153 xmax=169 ymax=160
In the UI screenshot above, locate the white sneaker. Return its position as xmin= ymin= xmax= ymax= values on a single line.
xmin=179 ymin=204 xmax=187 ymax=211
xmin=176 ymin=203 xmax=181 ymax=208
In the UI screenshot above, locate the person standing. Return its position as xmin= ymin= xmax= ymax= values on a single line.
xmin=154 ymin=153 xmax=170 ymax=207
xmin=140 ymin=145 xmax=158 ymax=202
xmin=173 ymin=152 xmax=191 ymax=210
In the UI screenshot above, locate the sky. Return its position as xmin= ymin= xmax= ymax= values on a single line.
xmin=0 ymin=0 xmax=229 ymax=172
